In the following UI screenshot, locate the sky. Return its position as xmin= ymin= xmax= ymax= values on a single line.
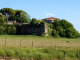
xmin=0 ymin=0 xmax=80 ymax=32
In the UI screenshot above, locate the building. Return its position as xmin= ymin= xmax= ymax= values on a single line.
xmin=42 ymin=17 xmax=60 ymax=23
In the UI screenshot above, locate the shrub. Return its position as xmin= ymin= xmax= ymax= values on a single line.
xmin=52 ymin=29 xmax=59 ymax=37
xmin=47 ymin=28 xmax=52 ymax=36
xmin=7 ymin=26 xmax=16 ymax=35
xmin=0 ymin=26 xmax=5 ymax=34
xmin=41 ymin=33 xmax=47 ymax=37
xmin=48 ymin=23 xmax=54 ymax=29
xmin=0 ymin=14 xmax=6 ymax=23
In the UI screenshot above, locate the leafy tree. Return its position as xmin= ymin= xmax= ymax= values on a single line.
xmin=47 ymin=28 xmax=52 ymax=36
xmin=60 ymin=19 xmax=73 ymax=29
xmin=32 ymin=20 xmax=45 ymax=27
xmin=40 ymin=20 xmax=45 ymax=26
xmin=0 ymin=26 xmax=5 ymax=34
xmin=16 ymin=12 xmax=30 ymax=23
xmin=48 ymin=23 xmax=54 ymax=29
xmin=27 ymin=14 xmax=31 ymax=23
xmin=55 ymin=26 xmax=62 ymax=32
xmin=30 ymin=18 xmax=37 ymax=25
xmin=0 ymin=14 xmax=6 ymax=23
xmin=0 ymin=8 xmax=15 ymax=23
xmin=65 ymin=27 xmax=80 ymax=38
xmin=53 ymin=20 xmax=60 ymax=28
xmin=59 ymin=29 xmax=66 ymax=37
xmin=15 ymin=10 xmax=27 ymax=17
xmin=52 ymin=29 xmax=58 ymax=37
xmin=7 ymin=26 xmax=16 ymax=35
xmin=8 ymin=16 xmax=17 ymax=21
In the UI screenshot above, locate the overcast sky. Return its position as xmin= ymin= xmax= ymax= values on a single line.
xmin=0 ymin=0 xmax=80 ymax=32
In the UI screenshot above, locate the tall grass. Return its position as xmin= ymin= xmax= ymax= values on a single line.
xmin=0 ymin=46 xmax=80 ymax=60
xmin=0 ymin=35 xmax=80 ymax=48
xmin=0 ymin=35 xmax=80 ymax=60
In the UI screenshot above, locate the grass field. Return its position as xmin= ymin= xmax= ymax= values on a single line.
xmin=0 ymin=35 xmax=80 ymax=49
xmin=0 ymin=35 xmax=80 ymax=60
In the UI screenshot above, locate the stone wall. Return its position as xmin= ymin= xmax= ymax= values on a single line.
xmin=16 ymin=24 xmax=48 ymax=35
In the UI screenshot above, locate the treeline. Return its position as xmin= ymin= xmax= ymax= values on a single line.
xmin=0 ymin=8 xmax=31 ymax=23
xmin=47 ymin=19 xmax=80 ymax=38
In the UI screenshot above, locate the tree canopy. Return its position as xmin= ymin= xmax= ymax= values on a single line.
xmin=60 ymin=19 xmax=73 ymax=29
xmin=16 ymin=12 xmax=30 ymax=23
xmin=15 ymin=10 xmax=27 ymax=17
xmin=48 ymin=19 xmax=80 ymax=38
xmin=0 ymin=8 xmax=31 ymax=23
xmin=0 ymin=8 xmax=15 ymax=23
xmin=0 ymin=8 xmax=15 ymax=16
xmin=0 ymin=14 xmax=6 ymax=23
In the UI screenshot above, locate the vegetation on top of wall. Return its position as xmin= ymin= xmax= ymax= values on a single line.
xmin=29 ymin=18 xmax=45 ymax=27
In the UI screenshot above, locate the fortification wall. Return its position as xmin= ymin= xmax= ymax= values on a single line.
xmin=16 ymin=24 xmax=48 ymax=35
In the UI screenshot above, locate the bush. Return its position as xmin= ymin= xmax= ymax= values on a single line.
xmin=47 ymin=28 xmax=52 ymax=36
xmin=40 ymin=21 xmax=45 ymax=26
xmin=65 ymin=27 xmax=80 ymax=38
xmin=30 ymin=18 xmax=37 ymax=25
xmin=48 ymin=23 xmax=54 ymax=29
xmin=52 ymin=29 xmax=59 ymax=37
xmin=7 ymin=26 xmax=16 ymax=35
xmin=0 ymin=14 xmax=6 ymax=23
xmin=41 ymin=33 xmax=47 ymax=37
xmin=0 ymin=26 xmax=5 ymax=34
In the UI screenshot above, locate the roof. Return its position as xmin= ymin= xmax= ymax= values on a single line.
xmin=42 ymin=17 xmax=60 ymax=20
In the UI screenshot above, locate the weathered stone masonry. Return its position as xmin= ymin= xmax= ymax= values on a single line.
xmin=16 ymin=24 xmax=48 ymax=35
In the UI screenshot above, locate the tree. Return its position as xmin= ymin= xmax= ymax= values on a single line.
xmin=48 ymin=23 xmax=54 ymax=29
xmin=40 ymin=20 xmax=45 ymax=26
xmin=59 ymin=29 xmax=66 ymax=37
xmin=7 ymin=26 xmax=16 ymax=35
xmin=60 ymin=19 xmax=73 ymax=29
xmin=30 ymin=18 xmax=37 ymax=25
xmin=26 ymin=14 xmax=31 ymax=23
xmin=52 ymin=29 xmax=58 ymax=37
xmin=65 ymin=27 xmax=80 ymax=38
xmin=0 ymin=8 xmax=15 ymax=23
xmin=8 ymin=16 xmax=17 ymax=21
xmin=17 ymin=12 xmax=30 ymax=23
xmin=15 ymin=10 xmax=27 ymax=17
xmin=55 ymin=26 xmax=62 ymax=32
xmin=0 ymin=26 xmax=5 ymax=34
xmin=53 ymin=20 xmax=60 ymax=28
xmin=0 ymin=14 xmax=6 ymax=23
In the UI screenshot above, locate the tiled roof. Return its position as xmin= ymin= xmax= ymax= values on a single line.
xmin=46 ymin=17 xmax=59 ymax=19
xmin=42 ymin=17 xmax=59 ymax=20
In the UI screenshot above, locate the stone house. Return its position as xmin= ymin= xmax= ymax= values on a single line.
xmin=42 ymin=17 xmax=60 ymax=23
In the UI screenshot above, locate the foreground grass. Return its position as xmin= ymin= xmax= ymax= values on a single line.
xmin=0 ymin=35 xmax=80 ymax=60
xmin=0 ymin=46 xmax=80 ymax=60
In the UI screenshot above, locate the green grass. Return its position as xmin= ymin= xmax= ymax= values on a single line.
xmin=0 ymin=35 xmax=80 ymax=49
xmin=0 ymin=35 xmax=80 ymax=60
xmin=0 ymin=46 xmax=79 ymax=60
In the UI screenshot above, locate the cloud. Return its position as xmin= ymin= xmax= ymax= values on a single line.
xmin=74 ymin=11 xmax=77 ymax=13
xmin=66 ymin=9 xmax=68 ymax=11
xmin=25 ymin=7 xmax=28 ymax=9
xmin=46 ymin=13 xmax=54 ymax=16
